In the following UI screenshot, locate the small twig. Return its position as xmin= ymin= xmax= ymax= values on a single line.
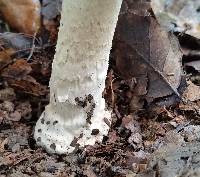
xmin=27 ymin=32 xmax=37 ymax=61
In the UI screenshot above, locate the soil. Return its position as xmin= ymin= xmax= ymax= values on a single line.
xmin=0 ymin=42 xmax=200 ymax=177
xmin=0 ymin=1 xmax=200 ymax=177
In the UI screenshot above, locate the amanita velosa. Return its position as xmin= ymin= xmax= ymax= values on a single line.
xmin=34 ymin=0 xmax=122 ymax=154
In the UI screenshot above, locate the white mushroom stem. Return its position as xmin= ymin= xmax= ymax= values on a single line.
xmin=34 ymin=0 xmax=122 ymax=154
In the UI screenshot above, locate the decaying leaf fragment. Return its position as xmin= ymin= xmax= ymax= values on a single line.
xmin=0 ymin=48 xmax=15 ymax=70
xmin=183 ymin=81 xmax=200 ymax=101
xmin=112 ymin=0 xmax=184 ymax=104
xmin=1 ymin=59 xmax=47 ymax=96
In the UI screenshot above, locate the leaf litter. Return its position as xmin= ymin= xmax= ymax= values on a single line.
xmin=0 ymin=0 xmax=200 ymax=177
xmin=112 ymin=0 xmax=184 ymax=106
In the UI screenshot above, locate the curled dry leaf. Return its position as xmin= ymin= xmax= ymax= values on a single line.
xmin=113 ymin=0 xmax=184 ymax=104
xmin=0 ymin=0 xmax=41 ymax=35
xmin=2 ymin=59 xmax=32 ymax=78
xmin=151 ymin=0 xmax=200 ymax=39
xmin=1 ymin=59 xmax=47 ymax=96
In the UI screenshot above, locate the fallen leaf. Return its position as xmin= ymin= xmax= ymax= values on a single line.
xmin=2 ymin=59 xmax=48 ymax=96
xmin=112 ymin=0 xmax=184 ymax=104
xmin=0 ymin=48 xmax=15 ymax=70
xmin=2 ymin=59 xmax=32 ymax=78
xmin=183 ymin=81 xmax=200 ymax=101
xmin=0 ymin=0 xmax=41 ymax=34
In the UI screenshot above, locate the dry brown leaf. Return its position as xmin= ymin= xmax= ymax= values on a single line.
xmin=183 ymin=81 xmax=200 ymax=101
xmin=2 ymin=59 xmax=47 ymax=96
xmin=0 ymin=48 xmax=15 ymax=70
xmin=2 ymin=59 xmax=32 ymax=78
xmin=112 ymin=0 xmax=184 ymax=104
xmin=0 ymin=0 xmax=41 ymax=35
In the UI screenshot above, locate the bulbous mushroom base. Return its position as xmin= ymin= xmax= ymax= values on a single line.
xmin=34 ymin=101 xmax=111 ymax=154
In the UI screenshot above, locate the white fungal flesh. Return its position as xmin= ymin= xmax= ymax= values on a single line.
xmin=34 ymin=0 xmax=122 ymax=154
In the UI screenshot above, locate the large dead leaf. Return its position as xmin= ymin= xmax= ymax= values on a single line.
xmin=0 ymin=0 xmax=41 ymax=35
xmin=112 ymin=0 xmax=184 ymax=104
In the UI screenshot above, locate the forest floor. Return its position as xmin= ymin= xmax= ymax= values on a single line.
xmin=1 ymin=0 xmax=200 ymax=177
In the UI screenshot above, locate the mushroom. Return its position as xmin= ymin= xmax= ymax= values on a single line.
xmin=34 ymin=0 xmax=122 ymax=154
